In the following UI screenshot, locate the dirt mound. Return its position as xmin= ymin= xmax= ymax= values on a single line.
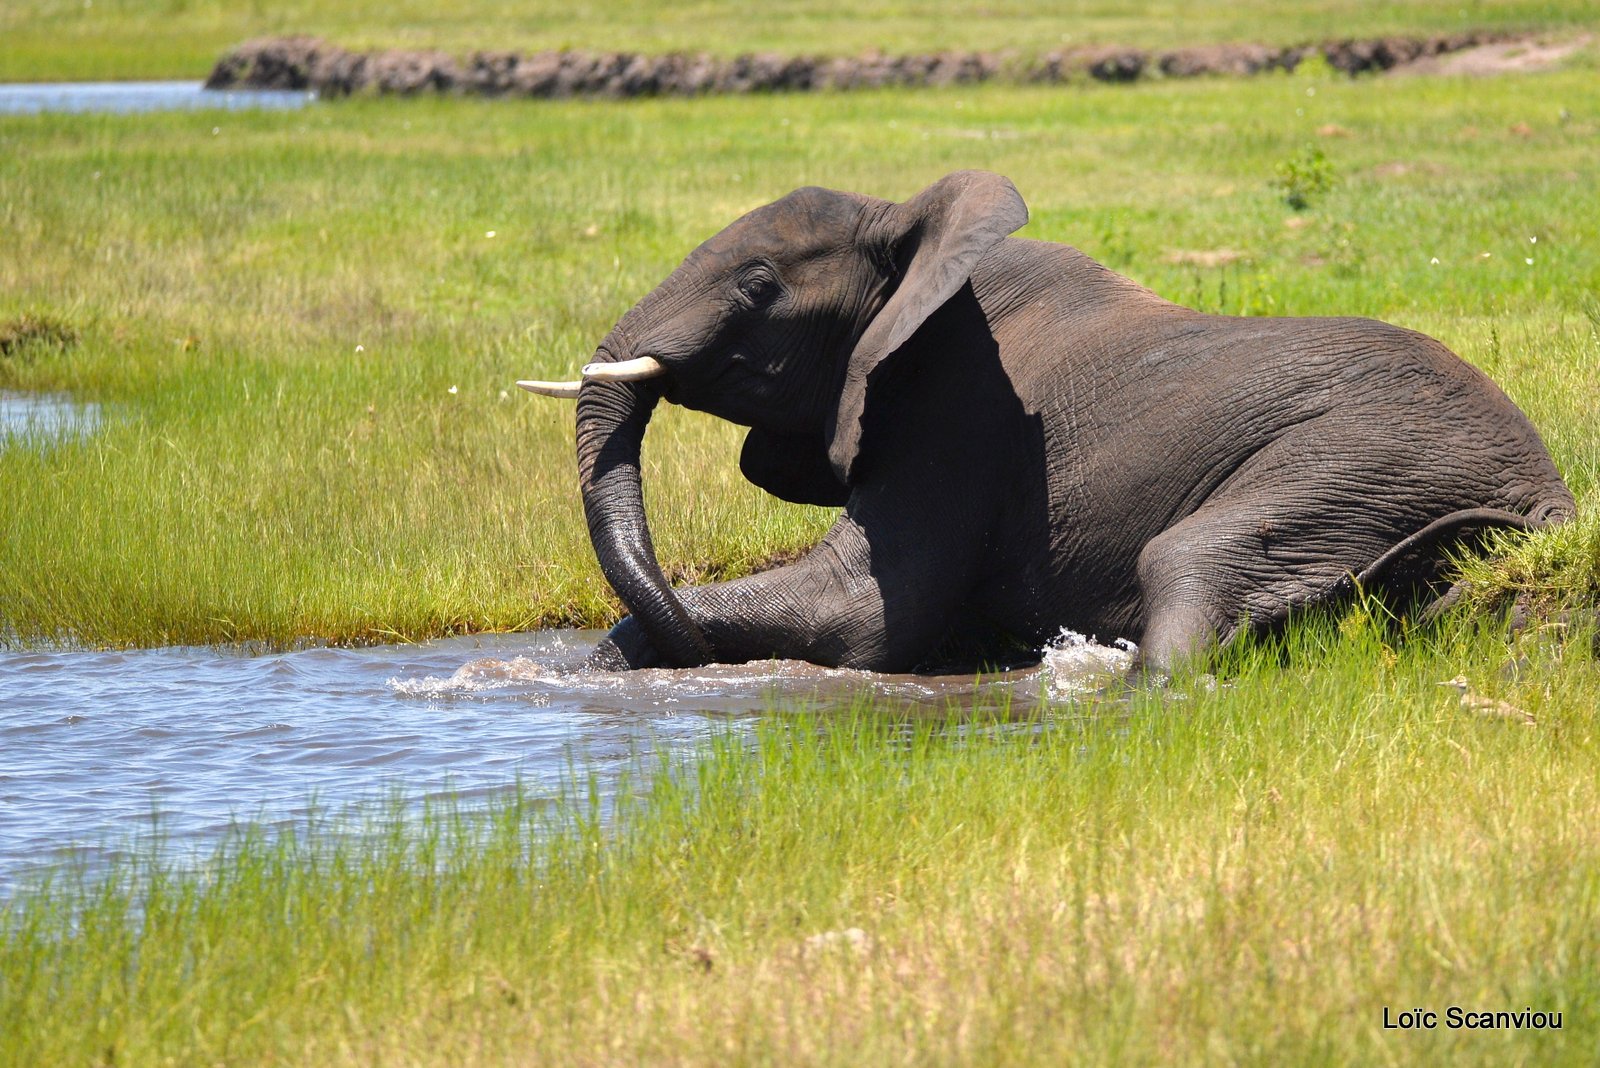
xmin=205 ymin=31 xmax=1569 ymax=99
xmin=1397 ymin=34 xmax=1591 ymax=76
xmin=0 ymin=313 xmax=79 ymax=360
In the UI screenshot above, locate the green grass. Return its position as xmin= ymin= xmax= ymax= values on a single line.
xmin=2 ymin=0 xmax=1598 ymax=82
xmin=5 ymin=47 xmax=1600 ymax=1064
xmin=3 ymin=614 xmax=1597 ymax=1065
xmin=3 ymin=54 xmax=1598 ymax=647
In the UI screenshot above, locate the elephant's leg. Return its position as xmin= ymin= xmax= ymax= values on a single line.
xmin=591 ymin=479 xmax=994 ymax=672
xmin=586 ymin=527 xmax=950 ymax=671
xmin=1132 ymin=503 xmax=1368 ymax=676
xmin=1131 ymin=498 xmax=1557 ymax=677
xmin=1131 ymin=526 xmax=1241 ymax=676
xmin=698 ymin=508 xmax=992 ymax=671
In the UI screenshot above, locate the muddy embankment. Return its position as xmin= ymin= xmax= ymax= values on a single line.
xmin=205 ymin=32 xmax=1528 ymax=98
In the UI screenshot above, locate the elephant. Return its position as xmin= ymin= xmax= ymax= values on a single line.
xmin=520 ymin=171 xmax=1573 ymax=675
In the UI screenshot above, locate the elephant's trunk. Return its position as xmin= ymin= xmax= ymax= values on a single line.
xmin=575 ymin=372 xmax=711 ymax=667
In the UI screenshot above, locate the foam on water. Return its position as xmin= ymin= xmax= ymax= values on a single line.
xmin=1042 ymin=629 xmax=1138 ymax=695
xmin=392 ymin=632 xmax=1134 ymax=706
xmin=389 ymin=649 xmax=955 ymax=705
xmin=388 ymin=655 xmax=564 ymax=697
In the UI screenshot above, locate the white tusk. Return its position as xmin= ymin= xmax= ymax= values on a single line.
xmin=581 ymin=356 xmax=666 ymax=382
xmin=516 ymin=379 xmax=583 ymax=398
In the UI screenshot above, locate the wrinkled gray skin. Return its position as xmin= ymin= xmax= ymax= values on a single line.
xmin=572 ymin=171 xmax=1573 ymax=675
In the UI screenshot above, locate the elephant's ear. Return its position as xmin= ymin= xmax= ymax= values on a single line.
xmin=826 ymin=170 xmax=1028 ymax=484
xmin=740 ymin=427 xmax=850 ymax=507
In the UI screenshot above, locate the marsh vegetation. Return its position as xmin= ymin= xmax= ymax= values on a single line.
xmin=2 ymin=6 xmax=1598 ymax=1063
xmin=2 ymin=60 xmax=1595 ymax=648
xmin=5 ymin=619 xmax=1599 ymax=1065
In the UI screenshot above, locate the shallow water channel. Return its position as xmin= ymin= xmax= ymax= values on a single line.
xmin=0 ymin=81 xmax=315 ymax=115
xmin=0 ymin=390 xmax=100 ymax=444
xmin=0 ymin=629 xmax=1132 ymax=894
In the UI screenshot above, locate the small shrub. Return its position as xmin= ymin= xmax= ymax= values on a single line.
xmin=1271 ymin=145 xmax=1336 ymax=210
xmin=0 ymin=313 xmax=79 ymax=360
xmin=1582 ymin=293 xmax=1600 ymax=338
xmin=1288 ymin=50 xmax=1338 ymax=81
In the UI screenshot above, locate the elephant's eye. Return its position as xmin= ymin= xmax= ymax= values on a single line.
xmin=737 ymin=272 xmax=778 ymax=306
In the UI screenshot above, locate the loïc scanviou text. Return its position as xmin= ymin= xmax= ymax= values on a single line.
xmin=1382 ymin=1006 xmax=1563 ymax=1030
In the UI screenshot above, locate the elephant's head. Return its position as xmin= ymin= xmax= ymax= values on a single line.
xmin=520 ymin=170 xmax=1028 ymax=666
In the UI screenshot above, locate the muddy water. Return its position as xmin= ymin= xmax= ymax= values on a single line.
xmin=0 ymin=629 xmax=1133 ymax=893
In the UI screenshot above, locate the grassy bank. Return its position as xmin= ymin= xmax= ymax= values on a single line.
xmin=3 ymin=53 xmax=1598 ymax=647
xmin=4 ymin=0 xmax=1598 ymax=82
xmin=5 ymin=25 xmax=1599 ymax=1066
xmin=3 ymin=614 xmax=1597 ymax=1064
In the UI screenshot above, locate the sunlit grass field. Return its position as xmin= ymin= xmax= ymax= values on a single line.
xmin=3 ymin=0 xmax=1596 ymax=82
xmin=3 ymin=58 xmax=1597 ymax=647
xmin=3 ymin=40 xmax=1600 ymax=1066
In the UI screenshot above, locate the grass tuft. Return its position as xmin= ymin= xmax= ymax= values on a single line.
xmin=0 ymin=311 xmax=79 ymax=361
xmin=1456 ymin=507 xmax=1600 ymax=621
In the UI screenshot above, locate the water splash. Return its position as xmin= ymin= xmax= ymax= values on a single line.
xmin=387 ymin=651 xmax=949 ymax=705
xmin=394 ymin=633 xmax=1137 ymax=705
xmin=1042 ymin=629 xmax=1137 ymax=696
xmin=388 ymin=656 xmax=564 ymax=698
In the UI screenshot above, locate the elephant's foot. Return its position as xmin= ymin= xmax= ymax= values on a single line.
xmin=1131 ymin=607 xmax=1226 ymax=678
xmin=1131 ymin=510 xmax=1278 ymax=677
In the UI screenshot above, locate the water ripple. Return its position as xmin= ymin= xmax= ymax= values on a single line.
xmin=0 ymin=627 xmax=1134 ymax=893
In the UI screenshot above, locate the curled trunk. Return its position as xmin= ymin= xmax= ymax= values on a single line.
xmin=575 ymin=376 xmax=711 ymax=666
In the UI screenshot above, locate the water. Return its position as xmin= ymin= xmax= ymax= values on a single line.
xmin=0 ymin=628 xmax=1140 ymax=894
xmin=0 ymin=390 xmax=100 ymax=444
xmin=0 ymin=81 xmax=315 ymax=116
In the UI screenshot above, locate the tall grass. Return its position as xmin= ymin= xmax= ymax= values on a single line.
xmin=3 ymin=611 xmax=1596 ymax=1064
xmin=4 ymin=59 xmax=1597 ymax=647
xmin=4 ymin=0 xmax=1597 ymax=82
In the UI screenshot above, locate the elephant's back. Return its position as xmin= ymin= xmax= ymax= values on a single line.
xmin=994 ymin=307 xmax=1571 ymax=637
xmin=1040 ymin=309 xmax=1562 ymax=503
xmin=1183 ymin=314 xmax=1568 ymax=514
xmin=1209 ymin=325 xmax=1566 ymax=518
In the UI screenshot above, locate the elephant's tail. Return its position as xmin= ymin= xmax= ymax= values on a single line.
xmin=1351 ymin=504 xmax=1565 ymax=623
